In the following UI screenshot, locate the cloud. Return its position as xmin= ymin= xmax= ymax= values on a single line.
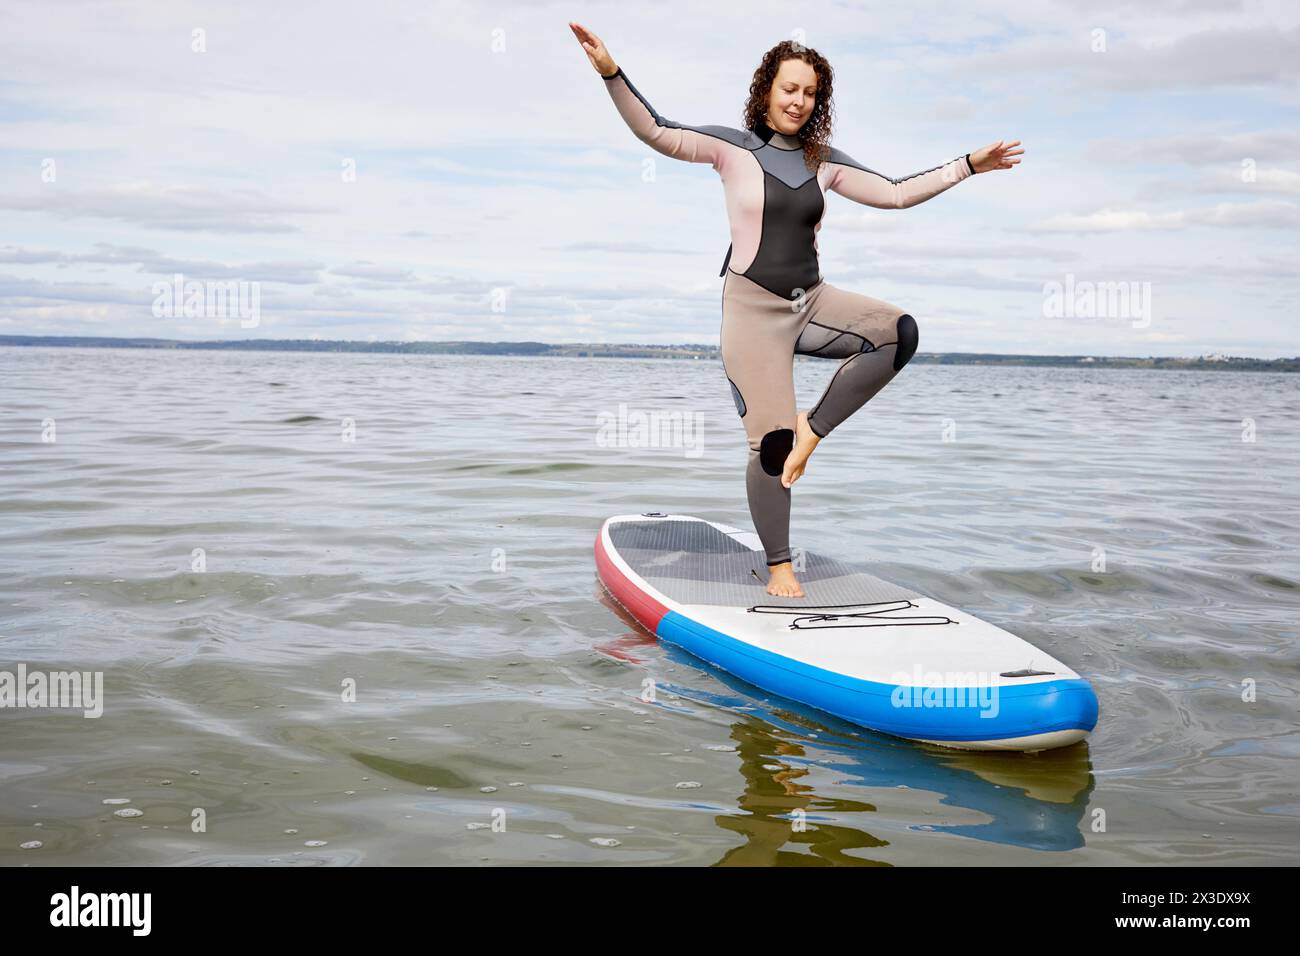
xmin=1144 ymin=167 xmax=1300 ymax=197
xmin=958 ymin=23 xmax=1300 ymax=94
xmin=1030 ymin=200 xmax=1300 ymax=231
xmin=0 ymin=182 xmax=331 ymax=233
xmin=0 ymin=242 xmax=322 ymax=283
xmin=327 ymin=262 xmax=419 ymax=282
xmin=1094 ymin=129 xmax=1300 ymax=165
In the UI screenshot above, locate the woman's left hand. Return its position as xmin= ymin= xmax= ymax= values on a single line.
xmin=969 ymin=140 xmax=1023 ymax=173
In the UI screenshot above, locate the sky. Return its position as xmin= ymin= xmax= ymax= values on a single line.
xmin=1 ymin=0 xmax=1297 ymax=357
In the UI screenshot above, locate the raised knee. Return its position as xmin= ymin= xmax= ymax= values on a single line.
xmin=758 ymin=428 xmax=794 ymax=476
xmin=893 ymin=314 xmax=918 ymax=371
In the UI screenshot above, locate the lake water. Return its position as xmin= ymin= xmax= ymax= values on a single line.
xmin=1 ymin=346 xmax=1297 ymax=865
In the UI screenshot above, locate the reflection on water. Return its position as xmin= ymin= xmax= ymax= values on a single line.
xmin=600 ymin=589 xmax=1094 ymax=860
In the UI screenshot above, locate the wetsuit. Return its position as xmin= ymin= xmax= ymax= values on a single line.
xmin=602 ymin=66 xmax=975 ymax=566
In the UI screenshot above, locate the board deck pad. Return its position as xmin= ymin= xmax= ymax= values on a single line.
xmin=608 ymin=517 xmax=922 ymax=608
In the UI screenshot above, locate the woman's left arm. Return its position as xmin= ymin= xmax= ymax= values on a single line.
xmin=825 ymin=139 xmax=1022 ymax=209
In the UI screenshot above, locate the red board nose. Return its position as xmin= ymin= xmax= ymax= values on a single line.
xmin=595 ymin=522 xmax=670 ymax=635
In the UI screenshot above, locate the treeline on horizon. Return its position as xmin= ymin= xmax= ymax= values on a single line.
xmin=1 ymin=335 xmax=1296 ymax=371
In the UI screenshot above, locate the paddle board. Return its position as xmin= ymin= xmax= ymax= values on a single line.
xmin=595 ymin=513 xmax=1098 ymax=752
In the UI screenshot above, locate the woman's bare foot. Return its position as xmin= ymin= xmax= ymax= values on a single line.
xmin=766 ymin=562 xmax=805 ymax=598
xmin=781 ymin=411 xmax=822 ymax=489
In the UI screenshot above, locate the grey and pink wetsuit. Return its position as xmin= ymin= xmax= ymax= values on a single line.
xmin=602 ymin=66 xmax=975 ymax=566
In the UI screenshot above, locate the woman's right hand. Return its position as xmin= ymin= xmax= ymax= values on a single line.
xmin=569 ymin=21 xmax=617 ymax=77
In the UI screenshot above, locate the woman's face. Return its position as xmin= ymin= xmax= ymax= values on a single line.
xmin=766 ymin=58 xmax=818 ymax=135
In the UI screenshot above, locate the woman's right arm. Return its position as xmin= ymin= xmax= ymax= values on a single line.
xmin=571 ymin=21 xmax=731 ymax=169
xmin=600 ymin=67 xmax=732 ymax=168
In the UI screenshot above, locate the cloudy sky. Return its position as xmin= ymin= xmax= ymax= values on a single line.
xmin=2 ymin=0 xmax=1297 ymax=356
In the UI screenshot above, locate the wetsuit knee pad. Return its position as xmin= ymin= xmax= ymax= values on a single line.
xmin=893 ymin=314 xmax=918 ymax=371
xmin=758 ymin=428 xmax=795 ymax=476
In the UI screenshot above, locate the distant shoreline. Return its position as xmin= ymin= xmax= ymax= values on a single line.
xmin=1 ymin=335 xmax=1295 ymax=371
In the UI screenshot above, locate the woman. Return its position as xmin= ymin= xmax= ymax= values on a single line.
xmin=571 ymin=23 xmax=1022 ymax=598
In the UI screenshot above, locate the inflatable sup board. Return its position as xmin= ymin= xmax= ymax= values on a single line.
xmin=595 ymin=513 xmax=1098 ymax=752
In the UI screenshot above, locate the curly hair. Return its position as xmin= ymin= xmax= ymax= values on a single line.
xmin=741 ymin=41 xmax=834 ymax=173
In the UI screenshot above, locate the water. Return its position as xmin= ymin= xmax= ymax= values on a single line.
xmin=1 ymin=346 xmax=1297 ymax=865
